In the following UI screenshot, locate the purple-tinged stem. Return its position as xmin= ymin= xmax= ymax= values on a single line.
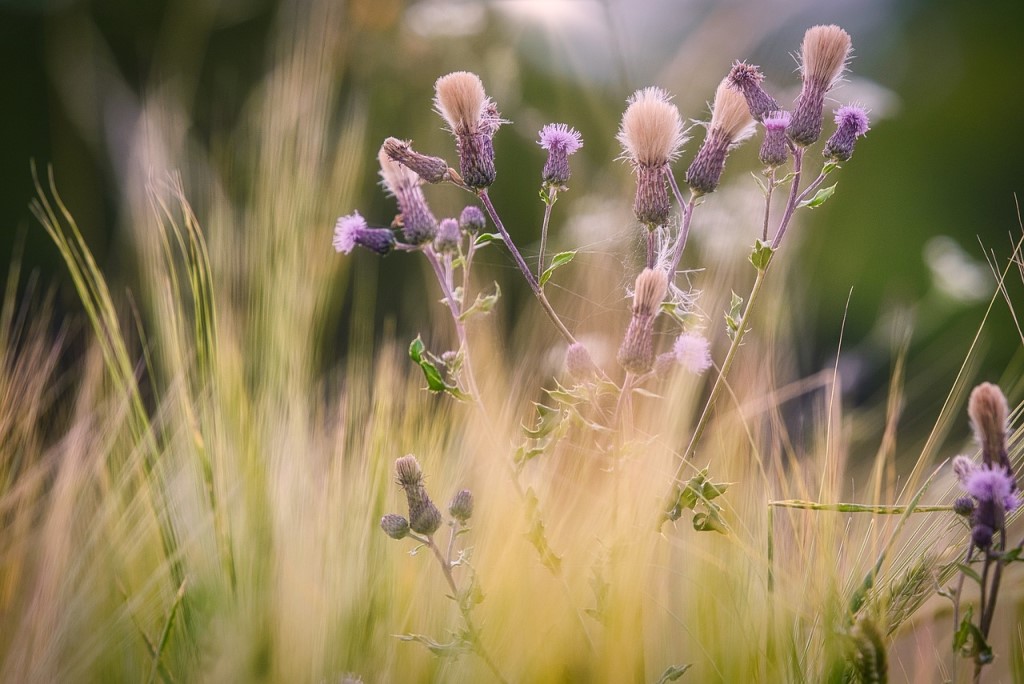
xmin=770 ymin=146 xmax=805 ymax=249
xmin=762 ymin=168 xmax=776 ymax=242
xmin=667 ymin=170 xmax=697 ymax=276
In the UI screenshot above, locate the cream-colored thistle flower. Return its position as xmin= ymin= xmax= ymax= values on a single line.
xmin=616 ymin=87 xmax=687 ymax=168
xmin=617 ymin=268 xmax=670 ymax=374
xmin=968 ymin=382 xmax=1011 ymax=469
xmin=434 ymin=71 xmax=488 ymax=135
xmin=378 ymin=143 xmax=438 ymax=244
xmin=800 ymin=24 xmax=853 ymax=89
xmin=632 ymin=267 xmax=669 ymax=317
xmin=709 ymin=78 xmax=756 ymax=144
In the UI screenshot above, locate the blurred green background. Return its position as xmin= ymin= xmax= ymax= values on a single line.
xmin=2 ymin=0 xmax=1023 ymax=414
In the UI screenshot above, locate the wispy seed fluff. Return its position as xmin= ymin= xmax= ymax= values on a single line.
xmin=434 ymin=71 xmax=502 ymax=189
xmin=727 ymin=61 xmax=780 ymax=122
xmin=788 ymin=25 xmax=853 ymax=146
xmin=685 ymin=78 xmax=756 ymax=195
xmin=378 ymin=144 xmax=438 ymax=245
xmin=968 ymin=382 xmax=1012 ymax=473
xmin=617 ymin=268 xmax=669 ymax=373
xmin=617 ymin=87 xmax=688 ymax=227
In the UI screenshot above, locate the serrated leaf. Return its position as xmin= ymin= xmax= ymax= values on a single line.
xmin=693 ymin=508 xmax=728 ymax=534
xmin=523 ymin=403 xmax=564 ymax=438
xmin=539 ymin=250 xmax=577 ymax=288
xmin=409 ymin=336 xmax=470 ymax=400
xmin=748 ymin=238 xmax=775 ymax=272
xmin=474 ymin=232 xmax=504 ymax=247
xmin=459 ymin=282 xmax=501 ymax=320
xmin=798 ymin=183 xmax=837 ymax=209
xmin=655 ymin=664 xmax=693 ymax=683
xmin=514 ymin=445 xmax=546 ymax=466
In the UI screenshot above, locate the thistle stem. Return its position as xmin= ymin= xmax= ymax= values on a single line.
xmin=667 ymin=171 xmax=697 ymax=276
xmin=478 ymin=190 xmax=576 ymax=345
xmin=770 ymin=147 xmax=804 ymax=249
xmin=423 ymin=246 xmax=482 ymax=400
xmin=538 ymin=187 xmax=558 ymax=279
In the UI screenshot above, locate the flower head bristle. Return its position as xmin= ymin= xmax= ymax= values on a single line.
xmin=710 ymin=78 xmax=756 ymax=143
xmin=968 ymin=382 xmax=1010 ymax=469
xmin=727 ymin=61 xmax=780 ymax=121
xmin=434 ymin=71 xmax=488 ymax=135
xmin=538 ymin=123 xmax=583 ymax=186
xmin=333 ymin=212 xmax=365 ymax=254
xmin=800 ymin=24 xmax=852 ymax=89
xmin=378 ymin=145 xmax=419 ymax=197
xmin=617 ymin=87 xmax=687 ymax=168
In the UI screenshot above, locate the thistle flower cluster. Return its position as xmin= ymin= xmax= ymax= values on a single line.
xmin=381 ymin=455 xmax=474 ymax=541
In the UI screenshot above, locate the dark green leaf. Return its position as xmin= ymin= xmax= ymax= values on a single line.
xmin=748 ymin=238 xmax=775 ymax=272
xmin=408 ymin=336 xmax=469 ymax=400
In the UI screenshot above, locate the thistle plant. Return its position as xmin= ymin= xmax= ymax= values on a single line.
xmin=949 ymin=383 xmax=1022 ymax=682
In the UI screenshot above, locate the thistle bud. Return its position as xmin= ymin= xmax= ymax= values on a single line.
xmin=617 ymin=87 xmax=688 ymax=227
xmin=685 ymin=78 xmax=755 ymax=195
xmin=953 ymin=496 xmax=975 ymax=517
xmin=759 ymin=111 xmax=791 ymax=168
xmin=333 ymin=212 xmax=396 ymax=256
xmin=727 ymin=61 xmax=780 ymax=122
xmin=971 ymin=522 xmax=994 ymax=549
xmin=617 ymin=268 xmax=669 ymax=374
xmin=378 ymin=145 xmax=438 ymax=244
xmin=448 ymin=489 xmax=474 ymax=522
xmin=787 ymin=25 xmax=852 ymax=146
xmin=433 ymin=218 xmax=462 ymax=254
xmin=459 ymin=205 xmax=486 ymax=233
xmin=565 ymin=342 xmax=598 ymax=382
xmin=538 ymin=123 xmax=583 ymax=188
xmin=380 ymin=513 xmax=410 ymax=540
xmin=409 ymin=500 xmax=442 ymax=535
xmin=383 ymin=137 xmax=451 ymax=184
xmin=823 ymin=106 xmax=870 ymax=162
xmin=434 ymin=71 xmax=504 ymax=189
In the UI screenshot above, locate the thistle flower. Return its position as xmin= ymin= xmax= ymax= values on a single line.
xmin=333 ymin=212 xmax=396 ymax=256
xmin=823 ymin=105 xmax=870 ymax=161
xmin=673 ymin=332 xmax=712 ymax=375
xmin=394 ymin=455 xmax=442 ymax=535
xmin=965 ymin=466 xmax=1017 ymax=509
xmin=787 ymin=25 xmax=853 ymax=146
xmin=727 ymin=61 xmax=780 ymax=122
xmin=759 ymin=111 xmax=791 ymax=168
xmin=383 ymin=137 xmax=451 ymax=184
xmin=434 ymin=71 xmax=504 ymax=189
xmin=459 ymin=205 xmax=486 ymax=233
xmin=395 ymin=454 xmax=424 ymax=489
xmin=380 ymin=513 xmax=410 ymax=540
xmin=448 ymin=489 xmax=474 ymax=522
xmin=538 ymin=123 xmax=583 ymax=187
xmin=968 ymin=382 xmax=1011 ymax=472
xmin=685 ymin=78 xmax=756 ymax=195
xmin=617 ymin=268 xmax=669 ymax=373
xmin=378 ymin=145 xmax=438 ymax=244
xmin=433 ymin=218 xmax=462 ymax=254
xmin=617 ymin=87 xmax=688 ymax=227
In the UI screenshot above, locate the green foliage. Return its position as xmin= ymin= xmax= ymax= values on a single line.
xmin=408 ymin=335 xmax=469 ymax=400
xmin=539 ymin=250 xmax=576 ymax=288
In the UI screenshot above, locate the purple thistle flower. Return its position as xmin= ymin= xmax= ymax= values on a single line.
xmin=759 ymin=111 xmax=791 ymax=167
xmin=823 ymin=105 xmax=870 ymax=161
xmin=333 ymin=212 xmax=395 ymax=256
xmin=965 ymin=466 xmax=1016 ymax=507
xmin=459 ymin=205 xmax=486 ymax=233
xmin=538 ymin=123 xmax=583 ymax=186
xmin=727 ymin=61 xmax=780 ymax=122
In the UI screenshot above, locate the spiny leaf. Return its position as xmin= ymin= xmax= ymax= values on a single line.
xmin=748 ymin=238 xmax=775 ymax=272
xmin=459 ymin=282 xmax=500 ymax=320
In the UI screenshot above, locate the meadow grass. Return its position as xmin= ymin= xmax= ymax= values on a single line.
xmin=2 ymin=4 xmax=1022 ymax=683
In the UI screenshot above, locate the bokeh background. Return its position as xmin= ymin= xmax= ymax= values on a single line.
xmin=2 ymin=0 xmax=1023 ymax=428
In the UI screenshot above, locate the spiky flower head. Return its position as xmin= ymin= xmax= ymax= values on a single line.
xmin=787 ymin=25 xmax=853 ymax=146
xmin=953 ymin=496 xmax=975 ymax=517
xmin=823 ymin=105 xmax=870 ymax=161
xmin=685 ymin=78 xmax=756 ymax=195
xmin=380 ymin=513 xmax=410 ymax=540
xmin=965 ymin=466 xmax=1017 ymax=510
xmin=433 ymin=218 xmax=462 ymax=254
xmin=434 ymin=71 xmax=503 ymax=189
xmin=617 ymin=268 xmax=669 ymax=373
xmin=383 ymin=137 xmax=451 ymax=184
xmin=378 ymin=145 xmax=438 ymax=244
xmin=618 ymin=88 xmax=687 ymax=227
xmin=333 ymin=212 xmax=396 ymax=256
xmin=759 ymin=110 xmax=792 ymax=167
xmin=968 ymin=382 xmax=1011 ymax=470
xmin=538 ymin=123 xmax=583 ymax=187
xmin=448 ymin=489 xmax=474 ymax=522
xmin=727 ymin=61 xmax=780 ymax=122
xmin=395 ymin=455 xmax=424 ymax=489
xmin=673 ymin=332 xmax=712 ymax=374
